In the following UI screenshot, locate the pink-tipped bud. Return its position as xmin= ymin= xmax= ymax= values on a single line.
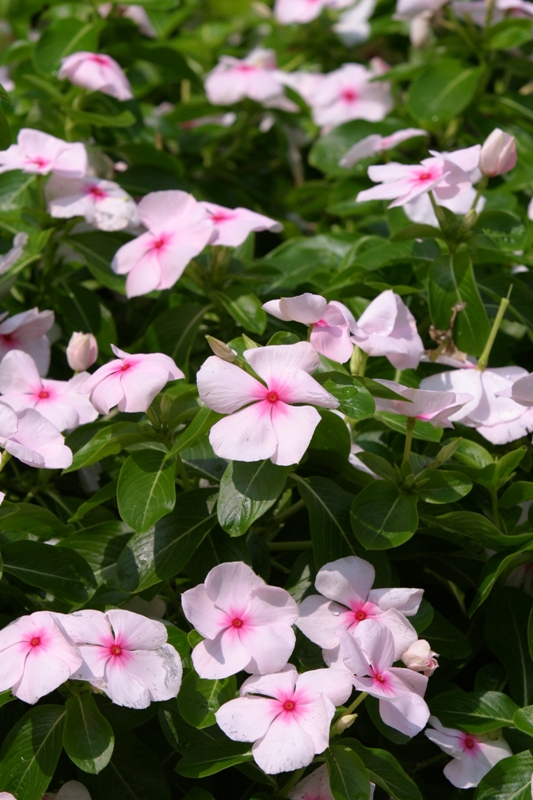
xmin=401 ymin=639 xmax=439 ymax=677
xmin=67 ymin=332 xmax=98 ymax=372
xmin=479 ymin=129 xmax=517 ymax=177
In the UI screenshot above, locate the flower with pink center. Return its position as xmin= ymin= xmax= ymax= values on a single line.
xmin=401 ymin=639 xmax=439 ymax=676
xmin=350 ymin=290 xmax=424 ymax=370
xmin=263 ymin=293 xmax=355 ymax=363
xmin=308 ymin=63 xmax=393 ymax=129
xmin=205 ymin=48 xmax=292 ymax=108
xmin=0 ymin=610 xmax=82 ymax=704
xmin=0 ymin=129 xmax=87 ymax=178
xmin=199 ymin=201 xmax=282 ymax=247
xmin=425 ymin=716 xmax=512 ymax=788
xmin=0 ymin=350 xmax=98 ymax=431
xmin=0 ymin=307 xmax=54 ymax=376
xmin=182 ymin=561 xmax=299 ymax=679
xmin=373 ymin=379 xmax=473 ymax=428
xmin=58 ymin=609 xmax=182 ymax=709
xmin=340 ymin=620 xmax=430 ymax=737
xmin=216 ymin=664 xmax=353 ymax=774
xmin=111 ymin=190 xmax=214 ymax=297
xmin=197 ymin=341 xmax=339 ymax=466
xmin=46 ymin=175 xmax=139 ymax=231
xmin=339 ymin=128 xmax=428 ymax=168
xmin=58 ymin=52 xmax=132 ymax=100
xmin=0 ymin=402 xmax=72 ymax=468
xmin=297 ymin=555 xmax=421 ymax=664
xmin=79 ymin=345 xmax=183 ymax=415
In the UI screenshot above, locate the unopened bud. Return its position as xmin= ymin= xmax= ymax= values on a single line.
xmin=242 ymin=334 xmax=261 ymax=350
xmin=66 ymin=332 xmax=98 ymax=372
xmin=331 ymin=713 xmax=357 ymax=736
xmin=479 ymin=129 xmax=517 ymax=178
xmin=410 ymin=11 xmax=432 ymax=48
xmin=205 ymin=336 xmax=236 ymax=362
xmin=462 ymin=209 xmax=478 ymax=229
xmin=401 ymin=639 xmax=439 ymax=677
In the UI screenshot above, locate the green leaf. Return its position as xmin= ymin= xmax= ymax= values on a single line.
xmin=429 ymin=690 xmax=518 ymax=732
xmin=116 ymin=489 xmax=217 ymax=592
xmin=500 ymin=481 xmax=533 ymax=508
xmin=407 ymin=60 xmax=484 ymax=123
xmin=176 ymin=740 xmax=253 ymax=778
xmin=428 ymin=249 xmax=491 ymax=356
xmin=355 ymin=452 xmax=398 ymax=483
xmin=309 ymin=118 xmax=405 ymax=177
xmin=66 ymin=233 xmax=128 ymax=294
xmin=165 ymin=408 xmax=222 ymax=460
xmin=343 ymin=739 xmax=423 ymax=800
xmin=391 ymin=224 xmax=444 ymax=241
xmin=429 ymin=511 xmax=533 ymax=549
xmin=514 ymin=706 xmax=533 ymax=737
xmin=117 ymin=450 xmax=177 ymax=533
xmin=145 ymin=304 xmax=209 ymax=379
xmin=177 ymin=671 xmax=236 ymax=729
xmin=414 ymin=470 xmax=473 ymax=504
xmin=64 ymin=694 xmax=114 ymax=774
xmin=376 ymin=413 xmax=442 ymax=442
xmin=59 ymin=521 xmax=132 ymax=586
xmin=485 ymin=588 xmax=533 ymax=706
xmin=326 ymin=744 xmax=371 ymax=800
xmin=485 ymin=17 xmax=533 ymax=49
xmin=310 ymin=410 xmax=352 ymax=458
xmin=68 ymin=109 xmax=136 ymax=128
xmin=474 ymin=750 xmax=533 ymax=800
xmin=322 ymin=378 xmax=375 ymax=421
xmin=213 ymin=288 xmax=267 ymax=334
xmin=0 ymin=501 xmax=73 ymax=538
xmin=0 ymin=705 xmax=66 ymax=800
xmin=294 ymin=475 xmax=357 ymax=568
xmin=217 ymin=460 xmax=291 ymax=537
xmin=68 ymin=479 xmax=118 ymax=523
xmin=0 ymin=84 xmax=11 ymax=105
xmin=0 ymin=105 xmax=11 ymax=150
xmin=351 ymin=482 xmax=419 ymax=550
xmin=470 ymin=542 xmax=533 ymax=616
xmin=0 ymin=541 xmax=96 ymax=603
xmin=65 ymin=422 xmax=151 ymax=472
xmin=34 ymin=19 xmax=100 ymax=73
xmin=422 ymin=610 xmax=472 ymax=658
xmin=451 ymin=437 xmax=494 ymax=468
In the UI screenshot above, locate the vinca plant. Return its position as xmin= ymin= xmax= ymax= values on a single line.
xmin=1 ymin=0 xmax=533 ymax=798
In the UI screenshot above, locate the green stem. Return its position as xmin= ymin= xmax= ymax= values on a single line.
xmin=279 ymin=767 xmax=306 ymax=796
xmin=469 ymin=177 xmax=488 ymax=213
xmin=491 ymin=488 xmax=500 ymax=529
xmin=0 ymin=451 xmax=12 ymax=473
xmin=176 ymin=454 xmax=192 ymax=491
xmin=403 ymin=418 xmax=416 ymax=463
xmin=344 ymin=691 xmax=368 ymax=716
xmin=266 ymin=541 xmax=313 ymax=551
xmin=350 ymin=346 xmax=367 ymax=377
xmin=275 ymin=498 xmax=305 ymax=523
xmin=477 ymin=292 xmax=511 ymax=371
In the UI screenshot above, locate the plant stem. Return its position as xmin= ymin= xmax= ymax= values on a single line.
xmin=0 ymin=451 xmax=12 ymax=473
xmin=403 ymin=417 xmax=416 ymax=463
xmin=275 ymin=498 xmax=305 ymax=523
xmin=266 ymin=540 xmax=313 ymax=551
xmin=477 ymin=291 xmax=511 ymax=371
xmin=176 ymin=454 xmax=192 ymax=491
xmin=350 ymin=346 xmax=367 ymax=377
xmin=491 ymin=488 xmax=500 ymax=529
xmin=279 ymin=767 xmax=305 ymax=796
xmin=345 ymin=691 xmax=368 ymax=716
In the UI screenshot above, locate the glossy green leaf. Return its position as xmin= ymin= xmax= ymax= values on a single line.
xmin=0 ymin=105 xmax=11 ymax=150
xmin=414 ymin=470 xmax=473 ymax=504
xmin=485 ymin=588 xmax=533 ymax=706
xmin=117 ymin=450 xmax=177 ymax=533
xmin=514 ymin=706 xmax=533 ymax=737
xmin=144 ymin=303 xmax=209 ymax=379
xmin=294 ymin=475 xmax=357 ymax=567
xmin=68 ymin=109 xmax=136 ymax=128
xmin=165 ymin=408 xmax=222 ymax=459
xmin=474 ymin=750 xmax=533 ymax=800
xmin=429 ymin=690 xmax=518 ymax=732
xmin=351 ymin=481 xmax=419 ymax=550
xmin=376 ymin=412 xmax=442 ymax=442
xmin=470 ymin=542 xmax=533 ymax=616
xmin=176 ymin=741 xmax=253 ymax=778
xmin=177 ymin=671 xmax=236 ymax=729
xmin=34 ymin=19 xmax=100 ymax=72
xmin=500 ymin=481 xmax=533 ymax=508
xmin=485 ymin=18 xmax=533 ymax=49
xmin=326 ymin=744 xmax=371 ymax=800
xmin=65 ymin=422 xmax=151 ymax=473
xmin=343 ymin=739 xmax=423 ymax=800
xmin=64 ymin=694 xmax=114 ymax=774
xmin=59 ymin=521 xmax=132 ymax=586
xmin=217 ymin=459 xmax=291 ymax=537
xmin=213 ymin=288 xmax=267 ymax=334
xmin=322 ymin=378 xmax=375 ymax=421
xmin=407 ymin=60 xmax=483 ymax=122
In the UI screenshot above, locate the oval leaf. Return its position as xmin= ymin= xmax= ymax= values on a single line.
xmin=117 ymin=450 xmax=177 ymax=534
xmin=64 ymin=694 xmax=114 ymax=774
xmin=351 ymin=482 xmax=419 ymax=550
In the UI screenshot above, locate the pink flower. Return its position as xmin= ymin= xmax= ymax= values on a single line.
xmin=350 ymin=290 xmax=425 ymax=369
xmin=274 ymin=0 xmax=353 ymax=24
xmin=0 ymin=350 xmax=98 ymax=431
xmin=58 ymin=52 xmax=132 ymax=101
xmin=111 ymin=190 xmax=214 ymax=297
xmin=339 ymin=128 xmax=427 ymax=168
xmin=425 ymin=716 xmax=512 ymax=788
xmin=79 ymin=345 xmax=183 ymax=415
xmin=288 ymin=764 xmax=376 ymax=800
xmin=395 ymin=0 xmax=446 ymax=18
xmin=0 ymin=403 xmax=72 ymax=468
xmin=0 ymin=611 xmax=82 ymax=704
xmin=479 ymin=129 xmax=517 ymax=177
xmin=0 ymin=232 xmax=28 ymax=275
xmin=401 ymin=639 xmax=439 ymax=676
xmin=44 ymin=780 xmax=92 ymax=800
xmin=205 ymin=49 xmax=293 ymax=109
xmin=182 ymin=561 xmax=299 ymax=679
xmin=297 ymin=556 xmax=420 ymax=664
xmin=46 ymin=175 xmax=139 ymax=232
xmin=420 ymin=367 xmax=533 ymax=445
xmin=0 ymin=129 xmax=87 ymax=178
xmin=309 ymin=64 xmax=393 ymax=129
xmin=341 ymin=620 xmax=430 ymax=737
xmin=373 ymin=379 xmax=473 ymax=427
xmin=59 ymin=609 xmax=183 ymax=709
xmin=263 ymin=292 xmax=355 ymax=363
xmin=197 ymin=342 xmax=339 ymax=465
xmin=505 ymin=372 xmax=533 ymax=406
xmin=0 ymin=307 xmax=54 ymax=376
xmin=98 ymin=3 xmax=156 ymax=37
xmin=200 ymin=201 xmax=282 ymax=247
xmin=0 ymin=794 xmax=16 ymax=800
xmin=216 ymin=664 xmax=353 ymax=774
xmin=67 ymin=332 xmax=98 ymax=372
xmin=333 ymin=0 xmax=376 ymax=45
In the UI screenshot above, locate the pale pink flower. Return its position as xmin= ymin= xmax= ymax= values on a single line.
xmin=59 ymin=609 xmax=183 ymax=709
xmin=0 ymin=794 xmax=16 ymax=800
xmin=200 ymin=201 xmax=282 ymax=247
xmin=79 ymin=345 xmax=183 ymax=415
xmin=58 ymin=52 xmax=132 ymax=101
xmin=425 ymin=716 xmax=512 ymax=788
xmin=395 ymin=0 xmax=446 ymax=17
xmin=278 ymin=71 xmax=325 ymax=107
xmin=503 ymin=372 xmax=533 ymax=407
xmin=98 ymin=3 xmax=156 ymax=37
xmin=373 ymin=379 xmax=473 ymax=427
xmin=67 ymin=332 xmax=98 ymax=372
xmin=111 ymin=190 xmax=214 ymax=297
xmin=309 ymin=63 xmax=393 ymax=129
xmin=215 ymin=664 xmax=353 ymax=774
xmin=0 ymin=66 xmax=14 ymax=93
xmin=288 ymin=762 xmax=375 ymax=800
xmin=350 ymin=290 xmax=425 ymax=369
xmin=0 ymin=350 xmax=98 ymax=431
xmin=420 ymin=367 xmax=533 ymax=444
xmin=341 ymin=620 xmax=430 ymax=737
xmin=46 ymin=175 xmax=139 ymax=232
xmin=296 ymin=555 xmax=421 ymax=664
xmin=274 ymin=0 xmax=353 ymax=24
xmin=339 ymin=128 xmax=427 ymax=168
xmin=0 ymin=403 xmax=72 ymax=468
xmin=197 ymin=342 xmax=339 ymax=465
xmin=0 ymin=611 xmax=82 ymax=704
xmin=0 ymin=129 xmax=87 ymax=178
xmin=333 ymin=0 xmax=376 ymax=45
xmin=401 ymin=639 xmax=439 ymax=676
xmin=480 ymin=129 xmax=517 ymax=177
xmin=263 ymin=292 xmax=355 ymax=363
xmin=0 ymin=232 xmax=28 ymax=275
xmin=0 ymin=307 xmax=54 ymax=376
xmin=43 ymin=781 xmax=92 ymax=800
xmin=205 ymin=48 xmax=292 ymax=108
xmin=181 ymin=561 xmax=299 ymax=679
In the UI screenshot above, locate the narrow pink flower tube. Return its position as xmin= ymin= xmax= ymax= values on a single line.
xmin=58 ymin=52 xmax=133 ymax=101
xmin=479 ymin=129 xmax=517 ymax=177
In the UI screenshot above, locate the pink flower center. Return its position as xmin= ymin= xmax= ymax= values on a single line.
xmin=27 ymin=156 xmax=51 ymax=169
xmin=315 ymin=319 xmax=329 ymax=327
xmin=120 ymin=362 xmax=131 ymax=371
xmin=373 ymin=672 xmax=385 ymax=683
xmin=411 ymin=165 xmax=442 ymax=185
xmin=211 ymin=211 xmax=235 ymax=224
xmin=89 ymin=55 xmax=110 ymax=66
xmin=283 ymin=699 xmax=296 ymax=711
xmin=231 ymin=618 xmax=243 ymax=628
xmin=38 ymin=390 xmax=49 ymax=399
xmin=355 ymin=610 xmax=366 ymax=621
xmin=148 ymin=233 xmax=171 ymax=255
xmin=236 ymin=64 xmax=256 ymax=73
xmin=87 ymin=184 xmax=108 ymax=201
xmin=110 ymin=644 xmax=122 ymax=656
xmin=30 ymin=637 xmax=40 ymax=647
xmin=266 ymin=391 xmax=278 ymax=403
xmin=341 ymin=88 xmax=359 ymax=103
xmin=464 ymin=737 xmax=475 ymax=749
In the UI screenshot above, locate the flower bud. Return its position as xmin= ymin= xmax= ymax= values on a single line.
xmin=67 ymin=332 xmax=98 ymax=372
xmin=330 ymin=713 xmax=357 ymax=736
xmin=205 ymin=335 xmax=236 ymax=362
xmin=410 ymin=11 xmax=432 ymax=48
xmin=401 ymin=639 xmax=439 ymax=677
xmin=479 ymin=129 xmax=517 ymax=177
